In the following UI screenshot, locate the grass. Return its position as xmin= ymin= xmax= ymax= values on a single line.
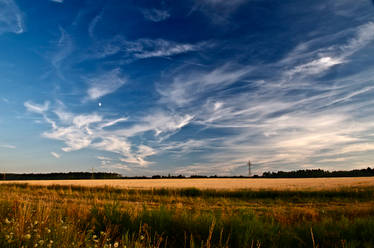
xmin=0 ymin=183 xmax=373 ymax=247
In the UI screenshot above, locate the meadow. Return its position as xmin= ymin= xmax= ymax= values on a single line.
xmin=0 ymin=179 xmax=373 ymax=247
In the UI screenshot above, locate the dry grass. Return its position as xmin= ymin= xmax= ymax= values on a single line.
xmin=0 ymin=183 xmax=374 ymax=247
xmin=0 ymin=177 xmax=374 ymax=190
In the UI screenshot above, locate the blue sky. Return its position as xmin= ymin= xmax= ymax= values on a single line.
xmin=1 ymin=0 xmax=374 ymax=175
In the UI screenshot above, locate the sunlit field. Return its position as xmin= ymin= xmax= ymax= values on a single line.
xmin=0 ymin=180 xmax=374 ymax=247
xmin=1 ymin=177 xmax=374 ymax=190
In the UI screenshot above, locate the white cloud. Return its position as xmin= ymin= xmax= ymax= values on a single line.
xmin=86 ymin=68 xmax=126 ymax=100
xmin=54 ymin=109 xmax=73 ymax=123
xmin=100 ymin=162 xmax=130 ymax=171
xmin=318 ymin=157 xmax=353 ymax=163
xmin=119 ymin=145 xmax=156 ymax=167
xmin=285 ymin=57 xmax=343 ymax=79
xmin=27 ymin=100 xmax=192 ymax=167
xmin=0 ymin=144 xmax=16 ymax=149
xmin=50 ymin=0 xmax=63 ymax=3
xmin=50 ymin=152 xmax=60 ymax=158
xmin=99 ymin=117 xmax=128 ymax=129
xmin=43 ymin=113 xmax=102 ymax=152
xmin=0 ymin=0 xmax=23 ymax=35
xmin=175 ymin=159 xmax=246 ymax=176
xmin=24 ymin=101 xmax=49 ymax=114
xmin=73 ymin=114 xmax=102 ymax=128
xmin=97 ymin=156 xmax=113 ymax=161
xmin=93 ymin=136 xmax=132 ymax=157
xmin=142 ymin=112 xmax=193 ymax=136
xmin=340 ymin=143 xmax=374 ymax=154
xmin=142 ymin=9 xmax=170 ymax=22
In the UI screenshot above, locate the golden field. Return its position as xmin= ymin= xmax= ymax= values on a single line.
xmin=0 ymin=177 xmax=373 ymax=190
xmin=0 ymin=179 xmax=374 ymax=247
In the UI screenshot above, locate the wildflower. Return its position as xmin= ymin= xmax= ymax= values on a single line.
xmin=5 ymin=235 xmax=10 ymax=239
xmin=34 ymin=221 xmax=38 ymax=225
xmin=34 ymin=244 xmax=38 ymax=247
xmin=62 ymin=225 xmax=67 ymax=230
xmin=25 ymin=234 xmax=32 ymax=240
xmin=39 ymin=240 xmax=45 ymax=245
xmin=5 ymin=218 xmax=10 ymax=224
xmin=47 ymin=229 xmax=51 ymax=233
xmin=140 ymin=235 xmax=145 ymax=240
xmin=114 ymin=242 xmax=119 ymax=247
xmin=93 ymin=235 xmax=97 ymax=239
xmin=100 ymin=231 xmax=105 ymax=235
xmin=49 ymin=240 xmax=53 ymax=244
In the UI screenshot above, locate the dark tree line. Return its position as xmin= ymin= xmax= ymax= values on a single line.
xmin=2 ymin=167 xmax=374 ymax=180
xmin=261 ymin=167 xmax=374 ymax=178
xmin=2 ymin=172 xmax=122 ymax=180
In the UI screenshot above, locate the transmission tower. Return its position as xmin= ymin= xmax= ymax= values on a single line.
xmin=248 ymin=160 xmax=252 ymax=177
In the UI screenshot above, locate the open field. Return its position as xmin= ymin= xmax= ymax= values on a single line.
xmin=0 ymin=181 xmax=373 ymax=247
xmin=1 ymin=177 xmax=374 ymax=190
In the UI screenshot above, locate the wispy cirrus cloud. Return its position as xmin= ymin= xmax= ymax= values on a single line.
xmin=93 ymin=36 xmax=206 ymax=60
xmin=281 ymin=22 xmax=374 ymax=81
xmin=141 ymin=8 xmax=170 ymax=22
xmin=0 ymin=0 xmax=24 ymax=35
xmin=129 ymin=39 xmax=203 ymax=59
xmin=190 ymin=0 xmax=247 ymax=24
xmin=284 ymin=57 xmax=343 ymax=79
xmin=88 ymin=10 xmax=104 ymax=38
xmin=157 ymin=63 xmax=252 ymax=107
xmin=150 ymin=21 xmax=374 ymax=175
xmin=85 ymin=68 xmax=126 ymax=101
xmin=50 ymin=27 xmax=73 ymax=80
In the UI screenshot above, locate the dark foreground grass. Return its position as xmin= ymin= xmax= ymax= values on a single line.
xmin=0 ymin=183 xmax=373 ymax=247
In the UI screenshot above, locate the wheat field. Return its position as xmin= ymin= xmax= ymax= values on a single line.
xmin=0 ymin=177 xmax=373 ymax=190
xmin=0 ymin=179 xmax=374 ymax=247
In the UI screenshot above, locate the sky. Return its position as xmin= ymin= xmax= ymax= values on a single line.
xmin=1 ymin=0 xmax=374 ymax=176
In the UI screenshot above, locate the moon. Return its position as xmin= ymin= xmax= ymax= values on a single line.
xmin=98 ymin=102 xmax=102 ymax=107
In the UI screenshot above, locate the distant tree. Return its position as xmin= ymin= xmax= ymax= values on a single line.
xmin=261 ymin=167 xmax=374 ymax=178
